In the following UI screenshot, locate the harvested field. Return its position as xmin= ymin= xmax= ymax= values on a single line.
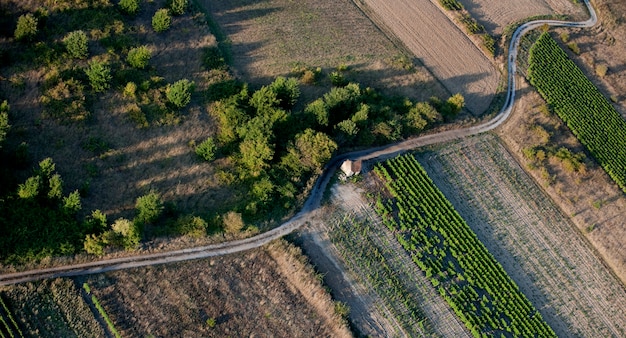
xmin=81 ymin=242 xmax=350 ymax=338
xmin=416 ymin=134 xmax=626 ymax=338
xmin=359 ymin=0 xmax=499 ymax=114
xmin=457 ymin=0 xmax=585 ymax=35
xmin=198 ymin=0 xmax=447 ymax=102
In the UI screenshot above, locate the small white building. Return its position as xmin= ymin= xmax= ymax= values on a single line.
xmin=340 ymin=159 xmax=362 ymax=178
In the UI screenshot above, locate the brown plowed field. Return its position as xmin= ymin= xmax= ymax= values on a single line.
xmin=359 ymin=0 xmax=499 ymax=114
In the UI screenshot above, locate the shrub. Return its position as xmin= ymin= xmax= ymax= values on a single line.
xmin=119 ymin=0 xmax=140 ymax=15
xmin=152 ymin=9 xmax=171 ymax=33
xmin=15 ymin=13 xmax=38 ymax=41
xmin=595 ymin=64 xmax=608 ymax=77
xmin=85 ymin=60 xmax=112 ymax=92
xmin=175 ymin=215 xmax=208 ymax=238
xmin=222 ymin=211 xmax=244 ymax=234
xmin=166 ymin=79 xmax=194 ymax=108
xmin=195 ymin=137 xmax=216 ymax=161
xmin=203 ymin=46 xmax=226 ymax=70
xmin=329 ymin=71 xmax=347 ymax=86
xmin=135 ymin=191 xmax=163 ymax=225
xmin=126 ymin=45 xmax=151 ymax=69
xmin=64 ymin=30 xmax=89 ymax=59
xmin=168 ymin=0 xmax=188 ymax=15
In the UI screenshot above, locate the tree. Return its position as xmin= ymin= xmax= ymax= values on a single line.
xmin=445 ymin=93 xmax=465 ymax=116
xmin=0 ymin=101 xmax=10 ymax=148
xmin=64 ymin=30 xmax=88 ymax=59
xmin=119 ymin=0 xmax=140 ymax=15
xmin=305 ymin=99 xmax=328 ymax=127
xmin=135 ymin=191 xmax=163 ymax=225
xmin=152 ymin=9 xmax=171 ymax=32
xmin=238 ymin=135 xmax=274 ymax=177
xmin=84 ymin=233 xmax=107 ymax=256
xmin=268 ymin=77 xmax=300 ymax=110
xmin=222 ymin=211 xmax=244 ymax=234
xmin=14 ymin=14 xmax=38 ymax=41
xmin=112 ymin=218 xmax=140 ymax=250
xmin=175 ymin=215 xmax=208 ymax=238
xmin=168 ymin=0 xmax=188 ymax=15
xmin=166 ymin=79 xmax=194 ymax=108
xmin=195 ymin=137 xmax=216 ymax=161
xmin=293 ymin=129 xmax=337 ymax=171
xmin=126 ymin=45 xmax=151 ymax=69
xmin=85 ymin=60 xmax=112 ymax=92
xmin=63 ymin=190 xmax=82 ymax=215
xmin=17 ymin=176 xmax=41 ymax=199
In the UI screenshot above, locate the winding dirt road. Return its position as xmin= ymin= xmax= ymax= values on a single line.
xmin=0 ymin=1 xmax=597 ymax=286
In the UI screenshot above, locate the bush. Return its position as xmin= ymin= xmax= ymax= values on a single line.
xmin=175 ymin=215 xmax=208 ymax=238
xmin=195 ymin=137 xmax=216 ymax=161
xmin=166 ymin=79 xmax=194 ymax=108
xmin=222 ymin=211 xmax=244 ymax=234
xmin=64 ymin=30 xmax=89 ymax=59
xmin=135 ymin=191 xmax=163 ymax=225
xmin=119 ymin=0 xmax=140 ymax=15
xmin=126 ymin=45 xmax=151 ymax=69
xmin=152 ymin=9 xmax=171 ymax=33
xmin=15 ymin=13 xmax=38 ymax=41
xmin=85 ymin=60 xmax=112 ymax=92
xmin=168 ymin=0 xmax=188 ymax=15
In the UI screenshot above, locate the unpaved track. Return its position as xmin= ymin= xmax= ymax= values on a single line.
xmin=0 ymin=1 xmax=597 ymax=286
xmin=357 ymin=0 xmax=498 ymax=114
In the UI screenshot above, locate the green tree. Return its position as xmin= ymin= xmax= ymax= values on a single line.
xmin=293 ymin=128 xmax=337 ymax=171
xmin=119 ymin=0 xmax=140 ymax=15
xmin=84 ymin=209 xmax=108 ymax=233
xmin=168 ymin=0 xmax=188 ymax=15
xmin=48 ymin=174 xmax=63 ymax=199
xmin=267 ymin=77 xmax=300 ymax=110
xmin=152 ymin=9 xmax=171 ymax=33
xmin=64 ymin=30 xmax=89 ymax=59
xmin=305 ymin=98 xmax=328 ymax=127
xmin=84 ymin=233 xmax=107 ymax=256
xmin=112 ymin=218 xmax=140 ymax=250
xmin=85 ymin=60 xmax=112 ymax=92
xmin=126 ymin=45 xmax=151 ymax=69
xmin=166 ymin=79 xmax=194 ymax=108
xmin=175 ymin=215 xmax=208 ymax=238
xmin=445 ymin=93 xmax=465 ymax=116
xmin=63 ymin=190 xmax=82 ymax=214
xmin=0 ymin=101 xmax=10 ymax=148
xmin=17 ymin=176 xmax=41 ymax=199
xmin=238 ymin=135 xmax=274 ymax=177
xmin=135 ymin=191 xmax=163 ymax=225
xmin=14 ymin=13 xmax=38 ymax=41
xmin=195 ymin=137 xmax=217 ymax=161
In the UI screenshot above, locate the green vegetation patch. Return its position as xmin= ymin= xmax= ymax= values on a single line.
xmin=374 ymin=154 xmax=556 ymax=337
xmin=528 ymin=33 xmax=626 ymax=193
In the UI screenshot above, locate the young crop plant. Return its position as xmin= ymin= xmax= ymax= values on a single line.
xmin=374 ymin=154 xmax=556 ymax=337
xmin=152 ymin=9 xmax=172 ymax=32
xmin=528 ymin=32 xmax=626 ymax=193
xmin=64 ymin=30 xmax=89 ymax=59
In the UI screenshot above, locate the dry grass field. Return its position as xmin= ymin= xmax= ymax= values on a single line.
xmin=81 ymin=241 xmax=350 ymax=338
xmin=197 ymin=0 xmax=448 ymax=103
xmin=358 ymin=0 xmax=499 ymax=114
xmin=416 ymin=134 xmax=626 ymax=337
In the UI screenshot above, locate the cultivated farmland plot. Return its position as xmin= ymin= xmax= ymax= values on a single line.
xmin=358 ymin=0 xmax=499 ymax=114
xmin=417 ymin=134 xmax=626 ymax=337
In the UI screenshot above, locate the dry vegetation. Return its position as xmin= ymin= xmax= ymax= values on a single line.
xmin=81 ymin=240 xmax=350 ymax=338
xmin=416 ymin=134 xmax=626 ymax=337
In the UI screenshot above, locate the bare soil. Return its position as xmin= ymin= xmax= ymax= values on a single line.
xmin=416 ymin=134 xmax=626 ymax=338
xmin=358 ymin=0 xmax=500 ymax=114
xmin=81 ymin=241 xmax=350 ymax=338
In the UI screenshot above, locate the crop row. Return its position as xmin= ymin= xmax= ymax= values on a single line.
xmin=374 ymin=154 xmax=556 ymax=337
xmin=0 ymin=295 xmax=23 ymax=338
xmin=327 ymin=212 xmax=434 ymax=336
xmin=83 ymin=283 xmax=121 ymax=338
xmin=528 ymin=32 xmax=626 ymax=192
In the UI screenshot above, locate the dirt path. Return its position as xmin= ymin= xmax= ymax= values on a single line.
xmin=418 ymin=134 xmax=626 ymax=338
xmin=358 ymin=0 xmax=499 ymax=114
